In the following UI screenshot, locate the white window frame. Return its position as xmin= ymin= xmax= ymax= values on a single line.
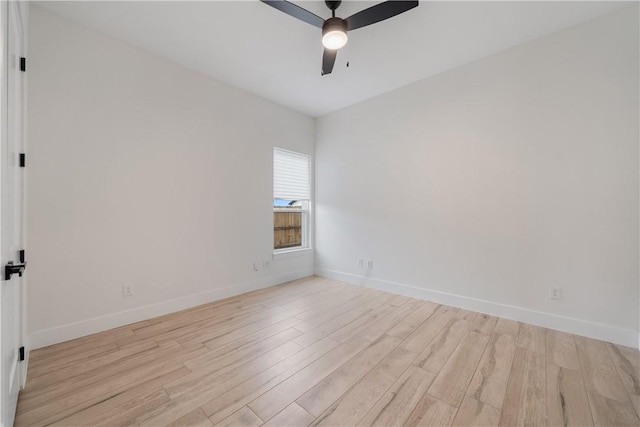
xmin=273 ymin=148 xmax=312 ymax=255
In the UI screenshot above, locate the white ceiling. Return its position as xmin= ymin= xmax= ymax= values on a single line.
xmin=35 ymin=1 xmax=632 ymax=117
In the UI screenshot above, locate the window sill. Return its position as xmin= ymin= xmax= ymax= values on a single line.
xmin=273 ymin=247 xmax=314 ymax=260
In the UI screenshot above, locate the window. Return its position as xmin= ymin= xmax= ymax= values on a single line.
xmin=273 ymin=148 xmax=311 ymax=252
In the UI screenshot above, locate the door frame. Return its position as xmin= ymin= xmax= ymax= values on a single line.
xmin=0 ymin=0 xmax=27 ymax=425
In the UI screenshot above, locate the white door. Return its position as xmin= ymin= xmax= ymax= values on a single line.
xmin=1 ymin=1 xmax=25 ymax=425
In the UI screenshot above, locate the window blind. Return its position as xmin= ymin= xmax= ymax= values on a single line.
xmin=274 ymin=148 xmax=310 ymax=201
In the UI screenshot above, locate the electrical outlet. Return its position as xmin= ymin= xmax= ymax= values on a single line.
xmin=367 ymin=260 xmax=373 ymax=269
xmin=123 ymin=284 xmax=133 ymax=297
xmin=358 ymin=259 xmax=364 ymax=268
xmin=549 ymin=286 xmax=561 ymax=300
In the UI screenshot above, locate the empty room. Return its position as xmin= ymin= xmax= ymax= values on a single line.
xmin=0 ymin=0 xmax=638 ymax=426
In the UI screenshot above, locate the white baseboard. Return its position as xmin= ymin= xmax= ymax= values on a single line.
xmin=316 ymin=268 xmax=639 ymax=349
xmin=29 ymin=269 xmax=314 ymax=349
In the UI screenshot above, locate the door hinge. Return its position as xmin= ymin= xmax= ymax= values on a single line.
xmin=19 ymin=249 xmax=25 ymax=264
xmin=19 ymin=153 xmax=25 ymax=167
xmin=19 ymin=347 xmax=25 ymax=362
xmin=20 ymin=57 xmax=26 ymax=72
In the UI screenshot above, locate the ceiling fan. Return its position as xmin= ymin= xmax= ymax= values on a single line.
xmin=260 ymin=0 xmax=419 ymax=76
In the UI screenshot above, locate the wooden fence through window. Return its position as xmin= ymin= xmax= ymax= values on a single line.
xmin=274 ymin=211 xmax=302 ymax=249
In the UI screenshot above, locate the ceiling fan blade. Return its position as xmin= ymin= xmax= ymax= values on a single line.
xmin=345 ymin=1 xmax=418 ymax=31
xmin=321 ymin=49 xmax=337 ymax=76
xmin=261 ymin=0 xmax=325 ymax=29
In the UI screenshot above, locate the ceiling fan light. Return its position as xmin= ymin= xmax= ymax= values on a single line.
xmin=322 ymin=30 xmax=348 ymax=49
xmin=322 ymin=17 xmax=348 ymax=50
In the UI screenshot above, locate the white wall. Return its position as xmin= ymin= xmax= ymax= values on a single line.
xmin=315 ymin=7 xmax=639 ymax=347
xmin=26 ymin=6 xmax=315 ymax=348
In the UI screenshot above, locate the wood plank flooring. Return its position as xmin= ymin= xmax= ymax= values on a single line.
xmin=16 ymin=276 xmax=640 ymax=426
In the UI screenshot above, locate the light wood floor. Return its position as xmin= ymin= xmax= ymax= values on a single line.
xmin=16 ymin=276 xmax=640 ymax=426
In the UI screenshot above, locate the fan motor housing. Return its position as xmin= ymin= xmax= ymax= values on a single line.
xmin=322 ymin=17 xmax=347 ymax=36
